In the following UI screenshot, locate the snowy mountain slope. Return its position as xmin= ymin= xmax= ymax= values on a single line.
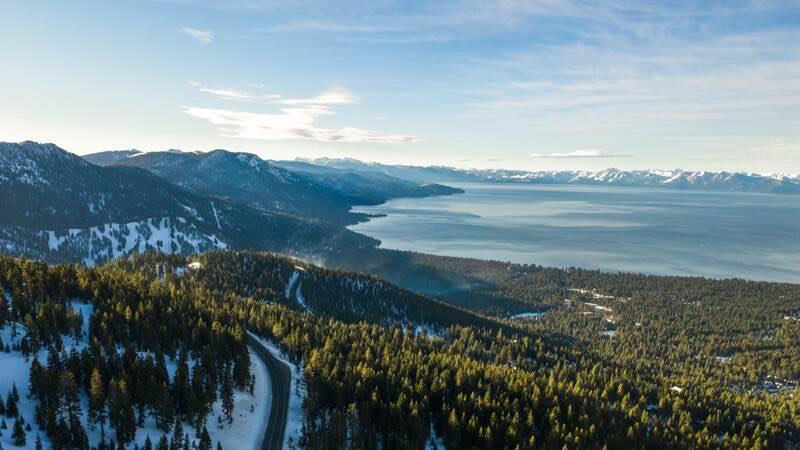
xmin=86 ymin=149 xmax=462 ymax=225
xmin=97 ymin=149 xmax=357 ymax=223
xmin=0 ymin=141 xmax=376 ymax=264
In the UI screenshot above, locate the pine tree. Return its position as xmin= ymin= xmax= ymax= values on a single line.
xmin=89 ymin=367 xmax=106 ymax=428
xmin=221 ymin=369 xmax=234 ymax=425
xmin=11 ymin=418 xmax=26 ymax=446
xmin=59 ymin=370 xmax=81 ymax=422
xmin=198 ymin=425 xmax=212 ymax=450
xmin=157 ymin=435 xmax=169 ymax=450
xmin=171 ymin=419 xmax=184 ymax=450
xmin=108 ymin=378 xmax=135 ymax=444
xmin=4 ymin=390 xmax=17 ymax=417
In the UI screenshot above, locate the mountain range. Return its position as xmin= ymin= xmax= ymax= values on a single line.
xmin=85 ymin=149 xmax=462 ymax=225
xmin=304 ymin=158 xmax=800 ymax=194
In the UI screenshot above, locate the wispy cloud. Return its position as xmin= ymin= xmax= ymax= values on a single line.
xmin=180 ymin=27 xmax=214 ymax=43
xmin=530 ymin=150 xmax=632 ymax=158
xmin=188 ymin=81 xmax=280 ymax=101
xmin=462 ymin=27 xmax=800 ymax=136
xmin=279 ymin=87 xmax=357 ymax=105
xmin=183 ymin=88 xmax=419 ymax=144
xmin=263 ymin=20 xmax=399 ymax=34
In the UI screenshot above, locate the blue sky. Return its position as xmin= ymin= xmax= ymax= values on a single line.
xmin=1 ymin=0 xmax=799 ymax=173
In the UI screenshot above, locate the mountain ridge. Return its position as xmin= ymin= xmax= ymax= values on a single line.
xmin=0 ymin=141 xmax=376 ymax=264
xmin=84 ymin=148 xmax=463 ymax=224
xmin=303 ymin=157 xmax=800 ymax=194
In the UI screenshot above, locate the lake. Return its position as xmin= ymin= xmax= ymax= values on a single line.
xmin=349 ymin=183 xmax=800 ymax=283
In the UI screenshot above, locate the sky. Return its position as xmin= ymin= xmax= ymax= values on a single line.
xmin=1 ymin=0 xmax=799 ymax=173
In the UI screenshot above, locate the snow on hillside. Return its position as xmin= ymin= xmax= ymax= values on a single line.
xmin=43 ymin=217 xmax=228 ymax=265
xmin=126 ymin=347 xmax=270 ymax=450
xmin=295 ymin=283 xmax=310 ymax=313
xmin=507 ymin=312 xmax=545 ymax=321
xmin=285 ymin=271 xmax=300 ymax=299
xmin=0 ymin=297 xmax=269 ymax=450
xmin=425 ymin=421 xmax=446 ymax=450
xmin=285 ymin=269 xmax=313 ymax=314
xmin=250 ymin=333 xmax=306 ymax=450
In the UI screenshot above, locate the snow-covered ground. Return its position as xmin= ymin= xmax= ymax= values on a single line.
xmin=425 ymin=421 xmax=446 ymax=450
xmin=250 ymin=333 xmax=306 ymax=450
xmin=0 ymin=321 xmax=51 ymax=449
xmin=285 ymin=270 xmax=312 ymax=314
xmin=125 ymin=347 xmax=270 ymax=450
xmin=43 ymin=217 xmax=228 ymax=265
xmin=0 ymin=299 xmax=269 ymax=450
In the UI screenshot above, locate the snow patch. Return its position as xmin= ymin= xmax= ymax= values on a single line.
xmin=285 ymin=271 xmax=300 ymax=300
xmin=507 ymin=312 xmax=545 ymax=321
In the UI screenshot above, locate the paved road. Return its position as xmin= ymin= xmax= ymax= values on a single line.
xmin=248 ymin=333 xmax=292 ymax=450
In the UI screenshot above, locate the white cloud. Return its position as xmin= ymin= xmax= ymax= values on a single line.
xmin=279 ymin=87 xmax=358 ymax=105
xmin=180 ymin=27 xmax=214 ymax=43
xmin=183 ymin=88 xmax=418 ymax=144
xmin=189 ymin=81 xmax=281 ymax=101
xmin=530 ymin=149 xmax=632 ymax=158
xmin=198 ymin=87 xmax=253 ymax=100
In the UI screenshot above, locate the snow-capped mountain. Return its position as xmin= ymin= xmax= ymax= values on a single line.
xmin=474 ymin=168 xmax=800 ymax=193
xmin=306 ymin=158 xmax=800 ymax=194
xmin=0 ymin=141 xmax=375 ymax=264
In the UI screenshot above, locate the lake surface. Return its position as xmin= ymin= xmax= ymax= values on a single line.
xmin=349 ymin=183 xmax=800 ymax=283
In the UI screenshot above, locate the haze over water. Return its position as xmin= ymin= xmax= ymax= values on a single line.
xmin=350 ymin=183 xmax=800 ymax=283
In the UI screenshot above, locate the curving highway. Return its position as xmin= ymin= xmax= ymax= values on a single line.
xmin=248 ymin=333 xmax=292 ymax=450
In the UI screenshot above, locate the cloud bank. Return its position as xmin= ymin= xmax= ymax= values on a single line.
xmin=184 ymin=88 xmax=418 ymax=144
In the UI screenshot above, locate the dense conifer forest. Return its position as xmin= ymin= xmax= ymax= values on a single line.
xmin=0 ymin=251 xmax=797 ymax=449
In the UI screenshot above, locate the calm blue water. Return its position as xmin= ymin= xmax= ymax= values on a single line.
xmin=350 ymin=183 xmax=800 ymax=282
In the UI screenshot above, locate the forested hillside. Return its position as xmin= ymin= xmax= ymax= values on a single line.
xmin=0 ymin=251 xmax=797 ymax=449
